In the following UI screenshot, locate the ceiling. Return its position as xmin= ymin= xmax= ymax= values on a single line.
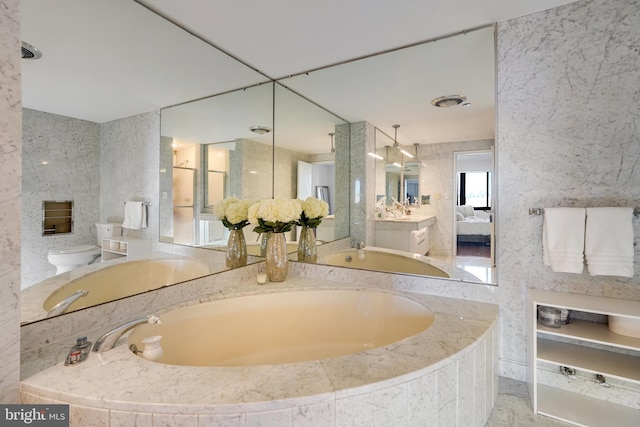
xmin=21 ymin=0 xmax=580 ymax=151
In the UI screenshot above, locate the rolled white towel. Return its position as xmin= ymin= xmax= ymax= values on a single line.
xmin=585 ymin=207 xmax=634 ymax=277
xmin=543 ymin=208 xmax=585 ymax=274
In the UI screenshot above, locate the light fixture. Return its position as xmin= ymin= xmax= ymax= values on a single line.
xmin=22 ymin=41 xmax=42 ymax=59
xmin=249 ymin=125 xmax=272 ymax=135
xmin=367 ymin=152 xmax=384 ymax=160
xmin=329 ymin=132 xmax=335 ymax=153
xmin=392 ymin=124 xmax=414 ymax=159
xmin=431 ymin=95 xmax=467 ymax=108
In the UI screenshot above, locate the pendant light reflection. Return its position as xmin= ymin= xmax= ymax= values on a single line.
xmin=392 ymin=125 xmax=414 ymax=159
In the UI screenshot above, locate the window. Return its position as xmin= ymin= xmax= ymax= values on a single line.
xmin=459 ymin=172 xmax=491 ymax=209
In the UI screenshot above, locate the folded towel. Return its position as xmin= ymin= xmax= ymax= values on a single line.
xmin=122 ymin=201 xmax=147 ymax=230
xmin=543 ymin=208 xmax=585 ymax=274
xmin=585 ymin=207 xmax=634 ymax=277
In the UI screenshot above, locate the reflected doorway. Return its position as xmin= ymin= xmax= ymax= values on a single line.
xmin=454 ymin=151 xmax=495 ymax=279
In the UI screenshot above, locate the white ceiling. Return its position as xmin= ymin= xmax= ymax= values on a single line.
xmin=21 ymin=0 xmax=580 ymax=151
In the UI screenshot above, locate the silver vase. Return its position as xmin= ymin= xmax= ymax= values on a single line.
xmin=225 ymin=228 xmax=247 ymax=269
xmin=265 ymin=232 xmax=289 ymax=282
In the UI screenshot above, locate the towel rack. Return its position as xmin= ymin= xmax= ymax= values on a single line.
xmin=529 ymin=207 xmax=640 ymax=216
xmin=124 ymin=201 xmax=151 ymax=206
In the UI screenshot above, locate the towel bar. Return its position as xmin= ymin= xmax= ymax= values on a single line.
xmin=123 ymin=201 xmax=151 ymax=206
xmin=529 ymin=207 xmax=640 ymax=216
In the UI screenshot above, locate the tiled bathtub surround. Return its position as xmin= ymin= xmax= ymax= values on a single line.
xmin=21 ymin=272 xmax=498 ymax=427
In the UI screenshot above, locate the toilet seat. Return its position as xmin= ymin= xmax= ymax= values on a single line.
xmin=48 ymin=245 xmax=100 ymax=255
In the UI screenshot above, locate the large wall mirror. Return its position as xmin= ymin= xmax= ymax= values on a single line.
xmin=20 ymin=0 xmax=270 ymax=324
xmin=279 ymin=26 xmax=496 ymax=284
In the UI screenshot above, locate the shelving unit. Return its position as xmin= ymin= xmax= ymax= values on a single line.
xmin=528 ymin=289 xmax=640 ymax=427
xmin=101 ymin=237 xmax=151 ymax=261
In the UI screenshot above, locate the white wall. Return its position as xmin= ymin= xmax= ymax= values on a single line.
xmin=497 ymin=0 xmax=640 ymax=379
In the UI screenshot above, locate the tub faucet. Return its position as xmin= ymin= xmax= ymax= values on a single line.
xmin=92 ymin=315 xmax=161 ymax=353
xmin=46 ymin=289 xmax=88 ymax=317
xmin=355 ymin=242 xmax=365 ymax=249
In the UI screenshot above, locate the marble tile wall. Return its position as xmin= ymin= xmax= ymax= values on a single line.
xmin=497 ymin=0 xmax=640 ymax=379
xmin=0 ymin=0 xmax=21 ymax=402
xmin=349 ymin=121 xmax=376 ymax=246
xmin=333 ymin=123 xmax=350 ymax=240
xmin=21 ymin=109 xmax=100 ymax=288
xmin=100 ymin=111 xmax=160 ymax=241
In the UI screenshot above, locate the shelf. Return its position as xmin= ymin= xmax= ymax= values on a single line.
xmin=531 ymin=289 xmax=640 ymax=318
xmin=537 ymin=339 xmax=640 ymax=383
xmin=538 ymin=319 xmax=640 ymax=351
xmin=537 ymin=385 xmax=640 ymax=427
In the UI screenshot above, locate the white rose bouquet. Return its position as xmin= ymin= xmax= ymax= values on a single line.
xmin=297 ymin=197 xmax=329 ymax=228
xmin=248 ymin=198 xmax=302 ymax=233
xmin=213 ymin=197 xmax=253 ymax=230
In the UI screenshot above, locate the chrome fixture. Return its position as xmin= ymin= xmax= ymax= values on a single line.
xmin=355 ymin=242 xmax=365 ymax=249
xmin=22 ymin=41 xmax=42 ymax=59
xmin=559 ymin=366 xmax=577 ymax=379
xmin=249 ymin=125 xmax=272 ymax=135
xmin=596 ymin=374 xmax=611 ymax=388
xmin=92 ymin=315 xmax=161 ymax=353
xmin=392 ymin=125 xmax=414 ymax=159
xmin=431 ymin=95 xmax=467 ymax=108
xmin=65 ymin=336 xmax=91 ymax=366
xmin=329 ymin=132 xmax=335 ymax=153
xmin=47 ymin=290 xmax=89 ymax=317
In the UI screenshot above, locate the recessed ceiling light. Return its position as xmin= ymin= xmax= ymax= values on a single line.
xmin=431 ymin=95 xmax=467 ymax=108
xmin=249 ymin=126 xmax=272 ymax=135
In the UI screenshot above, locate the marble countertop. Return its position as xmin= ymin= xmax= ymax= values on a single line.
xmin=21 ymin=277 xmax=498 ymax=414
xmin=375 ymin=214 xmax=435 ymax=224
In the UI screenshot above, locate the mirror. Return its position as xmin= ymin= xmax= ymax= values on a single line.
xmin=279 ymin=25 xmax=496 ymax=284
xmin=20 ymin=0 xmax=269 ymax=324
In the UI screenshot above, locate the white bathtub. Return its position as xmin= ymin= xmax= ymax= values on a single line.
xmin=128 ymin=290 xmax=434 ymax=366
xmin=324 ymin=247 xmax=450 ymax=277
xmin=21 ymin=285 xmax=499 ymax=426
xmin=41 ymin=258 xmax=211 ymax=314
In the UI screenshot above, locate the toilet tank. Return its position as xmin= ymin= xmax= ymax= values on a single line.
xmin=95 ymin=223 xmax=122 ymax=247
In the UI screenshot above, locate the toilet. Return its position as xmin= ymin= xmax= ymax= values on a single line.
xmin=47 ymin=223 xmax=122 ymax=274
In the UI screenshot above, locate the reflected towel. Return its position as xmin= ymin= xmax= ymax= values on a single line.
xmin=122 ymin=201 xmax=147 ymax=230
xmin=543 ymin=208 xmax=585 ymax=274
xmin=585 ymin=207 xmax=634 ymax=277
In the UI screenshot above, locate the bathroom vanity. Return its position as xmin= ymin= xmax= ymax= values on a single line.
xmin=374 ymin=215 xmax=435 ymax=254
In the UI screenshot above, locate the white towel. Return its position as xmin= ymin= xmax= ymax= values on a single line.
xmin=585 ymin=207 xmax=634 ymax=277
xmin=122 ymin=201 xmax=147 ymax=230
xmin=543 ymin=208 xmax=585 ymax=274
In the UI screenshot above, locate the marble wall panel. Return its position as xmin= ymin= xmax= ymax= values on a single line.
xmin=0 ymin=0 xmax=21 ymax=403
xmin=21 ymin=109 xmax=100 ymax=287
xmin=497 ymin=0 xmax=640 ymax=379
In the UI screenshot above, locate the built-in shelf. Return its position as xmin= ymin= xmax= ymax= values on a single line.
xmin=537 ymin=385 xmax=640 ymax=427
xmin=528 ymin=289 xmax=640 ymax=427
xmin=102 ymin=237 xmax=151 ymax=261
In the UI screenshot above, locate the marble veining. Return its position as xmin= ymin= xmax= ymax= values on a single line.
xmin=21 ymin=275 xmax=498 ymax=426
xmin=496 ymin=0 xmax=640 ymax=380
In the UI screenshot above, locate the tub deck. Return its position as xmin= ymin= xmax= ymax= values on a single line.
xmin=21 ymin=281 xmax=498 ymax=425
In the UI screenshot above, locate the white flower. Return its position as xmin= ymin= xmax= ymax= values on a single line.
xmin=301 ymin=197 xmax=329 ymax=219
xmin=213 ymin=197 xmax=253 ymax=229
xmin=249 ymin=198 xmax=302 ymax=233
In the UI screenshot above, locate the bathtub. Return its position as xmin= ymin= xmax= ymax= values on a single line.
xmin=324 ymin=247 xmax=450 ymax=277
xmin=128 ymin=290 xmax=434 ymax=366
xmin=41 ymin=258 xmax=211 ymax=314
xmin=21 ymin=284 xmax=499 ymax=426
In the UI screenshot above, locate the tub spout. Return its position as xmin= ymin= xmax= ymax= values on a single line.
xmin=92 ymin=315 xmax=161 ymax=353
xmin=46 ymin=289 xmax=88 ymax=317
xmin=355 ymin=242 xmax=365 ymax=249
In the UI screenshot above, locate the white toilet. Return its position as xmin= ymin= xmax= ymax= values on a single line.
xmin=47 ymin=223 xmax=122 ymax=274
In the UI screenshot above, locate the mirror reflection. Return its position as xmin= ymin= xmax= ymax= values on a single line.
xmin=280 ymin=26 xmax=496 ymax=284
xmin=20 ymin=0 xmax=268 ymax=324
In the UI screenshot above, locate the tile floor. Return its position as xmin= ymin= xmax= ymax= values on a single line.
xmin=486 ymin=378 xmax=572 ymax=426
